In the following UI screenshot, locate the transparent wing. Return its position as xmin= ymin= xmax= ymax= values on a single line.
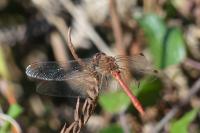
xmin=26 ymin=59 xmax=92 ymax=81
xmin=115 ymin=53 xmax=159 ymax=77
xmin=36 ymin=72 xmax=107 ymax=98
xmin=36 ymin=73 xmax=97 ymax=98
xmin=26 ymin=59 xmax=101 ymax=97
xmin=114 ymin=53 xmax=159 ymax=87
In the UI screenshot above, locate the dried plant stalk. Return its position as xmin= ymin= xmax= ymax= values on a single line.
xmin=61 ymin=97 xmax=98 ymax=133
xmin=60 ymin=28 xmax=100 ymax=133
xmin=67 ymin=28 xmax=86 ymax=68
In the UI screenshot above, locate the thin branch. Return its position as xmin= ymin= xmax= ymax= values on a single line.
xmin=0 ymin=113 xmax=22 ymax=133
xmin=153 ymin=78 xmax=200 ymax=133
xmin=45 ymin=15 xmax=69 ymax=47
xmin=61 ymin=97 xmax=98 ymax=133
xmin=60 ymin=0 xmax=114 ymax=56
xmin=60 ymin=123 xmax=67 ymax=133
xmin=109 ymin=0 xmax=132 ymax=81
xmin=50 ymin=31 xmax=70 ymax=68
xmin=61 ymin=29 xmax=100 ymax=133
xmin=109 ymin=0 xmax=125 ymax=55
xmin=67 ymin=28 xmax=85 ymax=67
xmin=119 ymin=111 xmax=130 ymax=133
xmin=29 ymin=1 xmax=71 ymax=64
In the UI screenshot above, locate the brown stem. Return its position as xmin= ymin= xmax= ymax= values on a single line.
xmin=109 ymin=0 xmax=125 ymax=55
xmin=109 ymin=0 xmax=132 ymax=82
xmin=67 ymin=28 xmax=86 ymax=67
xmin=60 ymin=97 xmax=98 ymax=133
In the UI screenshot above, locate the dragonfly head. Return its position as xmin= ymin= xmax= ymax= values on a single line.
xmin=92 ymin=53 xmax=120 ymax=75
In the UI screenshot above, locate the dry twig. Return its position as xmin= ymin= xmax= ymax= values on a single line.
xmin=109 ymin=0 xmax=125 ymax=55
xmin=67 ymin=28 xmax=86 ymax=67
xmin=60 ymin=28 xmax=100 ymax=133
xmin=60 ymin=0 xmax=114 ymax=56
xmin=61 ymin=97 xmax=98 ymax=133
xmin=153 ymin=78 xmax=200 ymax=133
xmin=109 ymin=0 xmax=132 ymax=84
xmin=50 ymin=31 xmax=69 ymax=68
xmin=0 ymin=113 xmax=22 ymax=133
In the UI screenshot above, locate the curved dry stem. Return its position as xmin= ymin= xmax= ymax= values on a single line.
xmin=60 ymin=97 xmax=98 ymax=133
xmin=0 ymin=113 xmax=22 ymax=133
xmin=67 ymin=28 xmax=86 ymax=67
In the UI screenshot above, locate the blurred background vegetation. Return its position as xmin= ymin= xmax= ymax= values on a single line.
xmin=0 ymin=0 xmax=200 ymax=133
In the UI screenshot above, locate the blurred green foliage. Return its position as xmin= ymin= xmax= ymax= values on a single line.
xmin=0 ymin=47 xmax=10 ymax=79
xmin=0 ymin=47 xmax=23 ymax=132
xmin=100 ymin=124 xmax=123 ymax=133
xmin=99 ymin=13 xmax=189 ymax=132
xmin=7 ymin=103 xmax=23 ymax=118
xmin=170 ymin=108 xmax=199 ymax=133
xmin=99 ymin=76 xmax=162 ymax=113
xmin=99 ymin=89 xmax=130 ymax=113
xmin=136 ymin=14 xmax=186 ymax=69
xmin=136 ymin=77 xmax=162 ymax=107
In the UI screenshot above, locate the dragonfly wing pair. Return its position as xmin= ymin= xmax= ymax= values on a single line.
xmin=26 ymin=53 xmax=158 ymax=98
xmin=26 ymin=59 xmax=100 ymax=98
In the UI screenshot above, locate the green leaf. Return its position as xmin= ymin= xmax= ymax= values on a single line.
xmin=163 ymin=28 xmax=186 ymax=67
xmin=100 ymin=124 xmax=123 ymax=133
xmin=135 ymin=77 xmax=162 ymax=106
xmin=136 ymin=14 xmax=186 ymax=69
xmin=99 ymin=76 xmax=162 ymax=113
xmin=99 ymin=90 xmax=130 ymax=113
xmin=136 ymin=14 xmax=166 ymax=69
xmin=170 ymin=109 xmax=198 ymax=133
xmin=7 ymin=103 xmax=23 ymax=118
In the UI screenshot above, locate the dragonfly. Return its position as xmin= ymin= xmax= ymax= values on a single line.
xmin=26 ymin=52 xmax=158 ymax=116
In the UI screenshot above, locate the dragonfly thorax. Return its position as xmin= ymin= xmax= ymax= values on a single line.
xmin=92 ymin=53 xmax=119 ymax=75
